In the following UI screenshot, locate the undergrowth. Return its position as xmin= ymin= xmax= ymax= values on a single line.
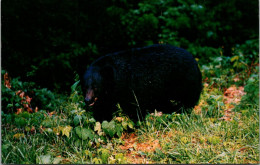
xmin=1 ymin=41 xmax=259 ymax=164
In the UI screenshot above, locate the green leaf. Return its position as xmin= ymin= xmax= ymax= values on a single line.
xmin=37 ymin=154 xmax=52 ymax=164
xmin=100 ymin=149 xmax=110 ymax=164
xmin=84 ymin=149 xmax=92 ymax=158
xmin=247 ymin=78 xmax=256 ymax=84
xmin=41 ymin=119 xmax=54 ymax=127
xmin=2 ymin=144 xmax=10 ymax=153
xmin=15 ymin=117 xmax=27 ymax=127
xmin=102 ymin=121 xmax=116 ymax=137
xmin=75 ymin=127 xmax=94 ymax=140
xmin=73 ymin=115 xmax=82 ymax=126
xmin=128 ymin=121 xmax=135 ymax=129
xmin=122 ymin=121 xmax=128 ymax=130
xmin=7 ymin=104 xmax=13 ymax=108
xmin=115 ymin=153 xmax=126 ymax=163
xmin=61 ymin=126 xmax=72 ymax=138
xmin=71 ymin=80 xmax=80 ymax=91
xmin=92 ymin=158 xmax=102 ymax=164
xmin=21 ymin=111 xmax=30 ymax=119
xmin=116 ymin=124 xmax=123 ymax=137
xmin=230 ymin=55 xmax=239 ymax=62
xmin=89 ymin=118 xmax=96 ymax=123
xmin=75 ymin=139 xmax=81 ymax=147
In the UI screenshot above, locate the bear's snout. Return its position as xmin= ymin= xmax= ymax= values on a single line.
xmin=84 ymin=97 xmax=91 ymax=102
xmin=85 ymin=89 xmax=94 ymax=101
xmin=85 ymin=89 xmax=99 ymax=106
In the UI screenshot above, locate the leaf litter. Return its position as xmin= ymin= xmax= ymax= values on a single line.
xmin=118 ymin=133 xmax=161 ymax=163
xmin=219 ymin=85 xmax=246 ymax=121
xmin=119 ymin=83 xmax=247 ymax=163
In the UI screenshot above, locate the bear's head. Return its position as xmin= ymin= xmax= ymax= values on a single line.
xmin=83 ymin=64 xmax=115 ymax=107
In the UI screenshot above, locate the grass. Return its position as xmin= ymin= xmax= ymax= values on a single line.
xmin=1 ymin=58 xmax=259 ymax=164
xmin=133 ymin=107 xmax=259 ymax=164
xmin=2 ymin=87 xmax=259 ymax=164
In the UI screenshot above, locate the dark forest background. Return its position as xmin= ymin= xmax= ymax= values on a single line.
xmin=2 ymin=0 xmax=258 ymax=92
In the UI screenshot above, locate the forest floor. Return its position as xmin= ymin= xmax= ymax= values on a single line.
xmin=1 ymin=60 xmax=259 ymax=164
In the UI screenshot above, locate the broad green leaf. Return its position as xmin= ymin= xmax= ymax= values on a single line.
xmin=116 ymin=124 xmax=123 ymax=137
xmin=102 ymin=121 xmax=109 ymax=127
xmin=61 ymin=126 xmax=72 ymax=138
xmin=102 ymin=121 xmax=116 ymax=137
xmin=38 ymin=154 xmax=52 ymax=164
xmin=73 ymin=115 xmax=82 ymax=126
xmin=75 ymin=127 xmax=94 ymax=140
xmin=89 ymin=118 xmax=96 ymax=123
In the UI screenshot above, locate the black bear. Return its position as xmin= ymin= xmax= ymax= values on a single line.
xmin=83 ymin=44 xmax=202 ymax=121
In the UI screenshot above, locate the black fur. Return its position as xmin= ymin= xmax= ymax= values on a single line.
xmin=83 ymin=44 xmax=202 ymax=121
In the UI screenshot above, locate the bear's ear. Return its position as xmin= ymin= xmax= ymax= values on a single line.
xmin=100 ymin=65 xmax=115 ymax=82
